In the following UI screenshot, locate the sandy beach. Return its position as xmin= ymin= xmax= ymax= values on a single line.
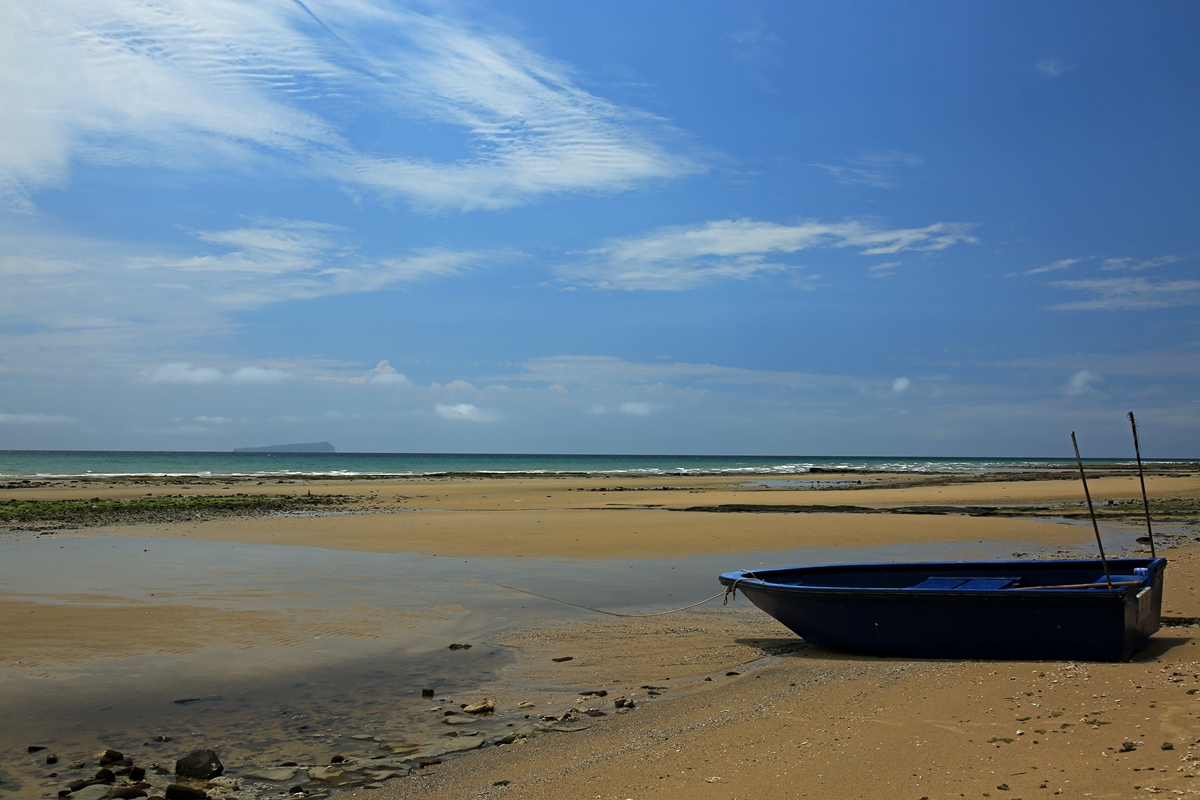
xmin=2 ymin=468 xmax=1198 ymax=799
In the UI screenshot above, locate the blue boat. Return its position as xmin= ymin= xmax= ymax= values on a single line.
xmin=719 ymin=557 xmax=1166 ymax=661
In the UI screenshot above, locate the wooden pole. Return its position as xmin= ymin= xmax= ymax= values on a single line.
xmin=1072 ymin=431 xmax=1114 ymax=590
xmin=1128 ymin=411 xmax=1156 ymax=558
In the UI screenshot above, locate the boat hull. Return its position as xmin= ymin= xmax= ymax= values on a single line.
xmin=719 ymin=558 xmax=1165 ymax=662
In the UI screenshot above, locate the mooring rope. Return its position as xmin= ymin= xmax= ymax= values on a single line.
xmin=496 ymin=583 xmax=729 ymax=618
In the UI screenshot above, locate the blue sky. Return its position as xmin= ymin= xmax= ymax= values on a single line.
xmin=1 ymin=0 xmax=1197 ymax=456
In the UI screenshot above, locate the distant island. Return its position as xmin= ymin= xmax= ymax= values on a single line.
xmin=233 ymin=442 xmax=336 ymax=453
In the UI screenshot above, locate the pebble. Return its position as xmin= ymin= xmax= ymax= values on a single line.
xmin=46 ymin=753 xmax=58 ymax=765
xmin=164 ymin=784 xmax=208 ymax=800
xmin=110 ymin=788 xmax=149 ymax=799
xmin=207 ymin=776 xmax=240 ymax=791
xmin=551 ymin=656 xmax=573 ymax=662
xmin=448 ymin=643 xmax=471 ymax=650
xmin=463 ymin=700 xmax=494 ymax=714
xmin=421 ymin=689 xmax=435 ymax=698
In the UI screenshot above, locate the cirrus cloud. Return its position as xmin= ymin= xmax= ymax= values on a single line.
xmin=0 ymin=0 xmax=695 ymax=213
xmin=0 ymin=412 xmax=76 ymax=425
xmin=562 ymin=217 xmax=976 ymax=290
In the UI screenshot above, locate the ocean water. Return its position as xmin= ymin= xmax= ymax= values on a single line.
xmin=0 ymin=450 xmax=1154 ymax=479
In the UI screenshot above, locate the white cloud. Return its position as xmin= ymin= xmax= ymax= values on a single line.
xmin=434 ymin=403 xmax=498 ymax=422
xmin=1065 ymin=369 xmax=1098 ymax=395
xmin=1101 ymin=255 xmax=1183 ymax=272
xmin=165 ymin=219 xmax=483 ymax=308
xmin=1037 ymin=59 xmax=1074 ymax=77
xmin=194 ymin=415 xmax=231 ymax=424
xmin=368 ymin=360 xmax=411 ymax=386
xmin=1009 ymin=257 xmax=1080 ymax=278
xmin=1049 ymin=277 xmax=1200 ymax=310
xmin=619 ymin=401 xmax=666 ymax=416
xmin=487 ymin=355 xmax=876 ymax=396
xmin=563 ymin=218 xmax=976 ymax=290
xmin=869 ymin=261 xmax=902 ymax=277
xmin=0 ymin=0 xmax=695 ymax=212
xmin=0 ymin=412 xmax=75 ymax=425
xmin=146 ymin=362 xmax=292 ymax=385
xmin=147 ymin=363 xmax=224 ymax=385
xmin=0 ymin=220 xmax=487 ymax=365
xmin=229 ymin=366 xmax=292 ymax=384
xmin=892 ymin=377 xmax=911 ymax=394
xmin=810 ymin=151 xmax=924 ymax=189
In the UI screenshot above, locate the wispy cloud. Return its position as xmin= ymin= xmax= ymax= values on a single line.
xmin=869 ymin=261 xmax=902 ymax=278
xmin=489 ymin=354 xmax=868 ymax=393
xmin=619 ymin=401 xmax=666 ymax=416
xmin=1065 ymin=369 xmax=1098 ymax=395
xmin=1101 ymin=255 xmax=1183 ymax=272
xmin=1037 ymin=59 xmax=1074 ymax=78
xmin=434 ymin=403 xmax=498 ymax=422
xmin=1008 ymin=257 xmax=1080 ymax=278
xmin=0 ymin=412 xmax=75 ymax=425
xmin=161 ymin=219 xmax=484 ymax=308
xmin=1 ymin=0 xmax=695 ymax=212
xmin=146 ymin=363 xmax=293 ymax=385
xmin=810 ymin=151 xmax=924 ymax=189
xmin=0 ymin=219 xmax=488 ymax=364
xmin=892 ymin=377 xmax=911 ymax=394
xmin=1049 ymin=277 xmax=1200 ymax=310
xmin=562 ymin=217 xmax=976 ymax=290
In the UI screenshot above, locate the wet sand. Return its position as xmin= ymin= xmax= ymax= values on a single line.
xmin=1 ymin=469 xmax=1197 ymax=798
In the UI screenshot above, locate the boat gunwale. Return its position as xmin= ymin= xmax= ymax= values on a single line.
xmin=719 ymin=557 xmax=1165 ymax=598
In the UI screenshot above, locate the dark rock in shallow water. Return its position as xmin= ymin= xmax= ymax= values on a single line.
xmin=551 ymin=656 xmax=573 ymax=662
xmin=421 ymin=688 xmax=435 ymax=698
xmin=46 ymin=753 xmax=59 ymax=764
xmin=164 ymin=784 xmax=208 ymax=800
xmin=99 ymin=750 xmax=124 ymax=765
xmin=93 ymin=768 xmax=116 ymax=783
xmin=175 ymin=750 xmax=223 ymax=780
xmin=110 ymin=788 xmax=149 ymax=799
xmin=129 ymin=767 xmax=147 ymax=782
xmin=28 ymin=746 xmax=47 ymax=753
xmin=330 ymin=755 xmax=345 ymax=763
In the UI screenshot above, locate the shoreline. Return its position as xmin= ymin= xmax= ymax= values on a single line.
xmin=1 ymin=470 xmax=1197 ymax=798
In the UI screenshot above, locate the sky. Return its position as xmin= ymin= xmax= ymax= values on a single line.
xmin=1 ymin=0 xmax=1197 ymax=457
